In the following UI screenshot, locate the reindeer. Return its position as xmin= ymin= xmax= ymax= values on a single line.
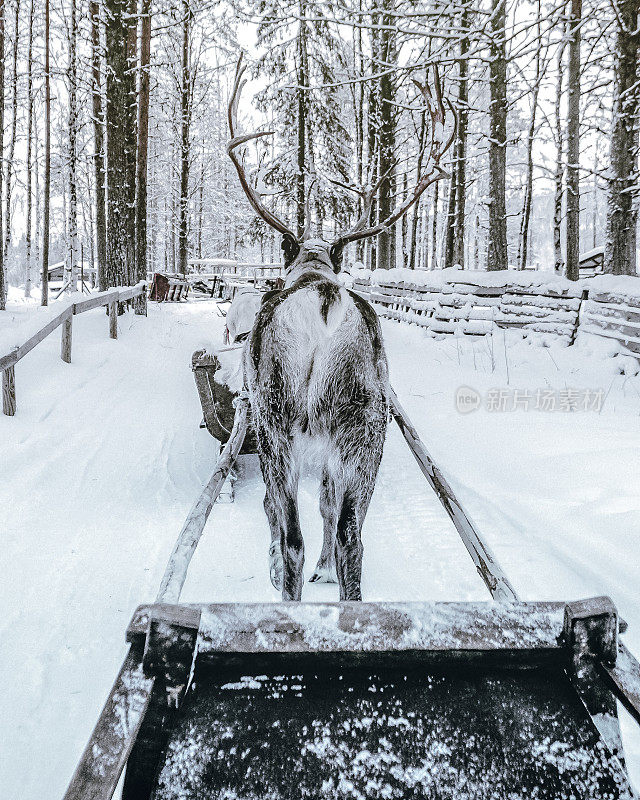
xmin=228 ymin=58 xmax=454 ymax=601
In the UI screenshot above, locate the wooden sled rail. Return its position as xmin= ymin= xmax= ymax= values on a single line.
xmin=62 ymin=646 xmax=155 ymax=800
xmin=389 ymin=386 xmax=519 ymax=603
xmin=1 ymin=282 xmax=146 ymax=416
xmin=156 ymin=396 xmax=250 ymax=604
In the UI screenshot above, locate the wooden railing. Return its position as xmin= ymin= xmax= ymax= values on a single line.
xmin=354 ymin=273 xmax=640 ymax=357
xmin=353 ymin=275 xmax=585 ymax=343
xmin=1 ymin=282 xmax=146 ymax=417
xmin=581 ymin=290 xmax=640 ymax=356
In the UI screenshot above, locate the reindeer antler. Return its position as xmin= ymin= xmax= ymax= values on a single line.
xmin=227 ymin=55 xmax=296 ymax=239
xmin=332 ymin=66 xmax=456 ymax=249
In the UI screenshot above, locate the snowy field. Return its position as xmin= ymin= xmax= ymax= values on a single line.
xmin=1 ymin=295 xmax=640 ymax=798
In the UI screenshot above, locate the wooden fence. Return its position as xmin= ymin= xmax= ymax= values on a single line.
xmin=353 ymin=275 xmax=590 ymax=347
xmin=1 ymin=283 xmax=146 ymax=417
xmin=580 ymin=290 xmax=640 ymax=356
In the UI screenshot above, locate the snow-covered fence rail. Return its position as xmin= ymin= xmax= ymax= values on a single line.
xmin=580 ymin=290 xmax=640 ymax=357
xmin=354 ymin=275 xmax=510 ymax=336
xmin=495 ymin=285 xmax=585 ymax=343
xmin=352 ymin=273 xmax=585 ymax=345
xmin=0 ymin=282 xmax=146 ymax=417
xmin=431 ymin=282 xmax=504 ymax=336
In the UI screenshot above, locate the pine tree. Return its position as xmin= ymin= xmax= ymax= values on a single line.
xmin=24 ymin=0 xmax=34 ymax=298
xmin=0 ymin=0 xmax=5 ymax=310
xmin=487 ymin=0 xmax=508 ymax=271
xmin=255 ymin=0 xmax=353 ymax=240
xmin=565 ymin=0 xmax=581 ymax=280
xmin=41 ymin=0 xmax=50 ymax=306
xmin=90 ymin=0 xmax=107 ymax=291
xmin=604 ymin=0 xmax=640 ymax=275
xmin=104 ymin=0 xmax=137 ymax=288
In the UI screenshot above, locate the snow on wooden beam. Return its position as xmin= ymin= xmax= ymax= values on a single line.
xmin=127 ymin=601 xmax=569 ymax=658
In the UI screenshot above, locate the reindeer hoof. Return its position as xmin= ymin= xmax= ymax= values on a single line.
xmin=269 ymin=541 xmax=283 ymax=591
xmin=309 ymin=565 xmax=338 ymax=584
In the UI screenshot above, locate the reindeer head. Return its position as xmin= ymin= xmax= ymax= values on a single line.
xmin=227 ymin=56 xmax=456 ymax=278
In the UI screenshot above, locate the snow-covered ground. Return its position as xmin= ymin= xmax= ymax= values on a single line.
xmin=1 ymin=296 xmax=639 ymax=799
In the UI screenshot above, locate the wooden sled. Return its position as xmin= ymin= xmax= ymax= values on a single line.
xmin=64 ymin=595 xmax=640 ymax=800
xmin=192 ymin=348 xmax=257 ymax=455
xmin=62 ymin=389 xmax=640 ymax=800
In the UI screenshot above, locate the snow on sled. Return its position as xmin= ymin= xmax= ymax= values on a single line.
xmin=62 ymin=384 xmax=640 ymax=800
xmin=64 ymin=597 xmax=640 ymax=800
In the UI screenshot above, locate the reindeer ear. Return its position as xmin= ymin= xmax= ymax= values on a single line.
xmin=329 ymin=243 xmax=344 ymax=273
xmin=281 ymin=234 xmax=300 ymax=267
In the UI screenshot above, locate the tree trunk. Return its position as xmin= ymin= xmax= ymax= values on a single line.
xmin=408 ymin=115 xmax=426 ymax=270
xmin=178 ymin=0 xmax=190 ymax=276
xmin=41 ymin=0 xmax=50 ymax=306
xmin=0 ymin=0 xmax=4 ymax=310
xmin=565 ymin=0 xmax=581 ymax=281
xmin=197 ymin=144 xmax=205 ymax=260
xmin=443 ymin=170 xmax=457 ymax=267
xmin=376 ymin=0 xmax=396 ymax=269
xmin=518 ymin=1 xmax=543 ymax=270
xmin=431 ymin=180 xmax=439 ymax=270
xmin=553 ymin=31 xmax=566 ymax=274
xmin=68 ymin=0 xmax=79 ymax=292
xmin=295 ymin=1 xmax=308 ymax=239
xmin=90 ymin=0 xmax=107 ymax=291
xmin=105 ymin=0 xmax=137 ymax=288
xmin=487 ymin=0 xmax=508 ymax=271
xmin=592 ymin=166 xmax=598 ymax=249
xmin=34 ymin=95 xmax=40 ymax=268
xmin=367 ymin=7 xmax=380 ymax=270
xmin=4 ymin=0 xmax=20 ymax=268
xmin=354 ymin=5 xmax=365 ymax=263
xmin=605 ymin=0 xmax=640 ymax=276
xmin=452 ymin=1 xmax=471 ymax=269
xmin=136 ymin=0 xmax=152 ymax=300
xmin=25 ymin=0 xmax=34 ymax=298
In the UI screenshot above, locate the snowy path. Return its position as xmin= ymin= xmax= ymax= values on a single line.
xmin=1 ymin=299 xmax=639 ymax=798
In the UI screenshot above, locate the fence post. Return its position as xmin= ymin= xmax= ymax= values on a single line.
xmin=134 ymin=286 xmax=147 ymax=317
xmin=2 ymin=360 xmax=16 ymax=416
xmin=109 ymin=300 xmax=118 ymax=339
xmin=61 ymin=314 xmax=73 ymax=363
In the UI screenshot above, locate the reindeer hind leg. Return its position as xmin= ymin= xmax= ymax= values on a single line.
xmin=279 ymin=490 xmax=305 ymax=601
xmin=264 ymin=492 xmax=283 ymax=591
xmin=310 ymin=468 xmax=338 ymax=583
xmin=333 ymin=425 xmax=385 ymax=601
xmin=262 ymin=459 xmax=305 ymax=601
xmin=334 ymin=485 xmax=366 ymax=601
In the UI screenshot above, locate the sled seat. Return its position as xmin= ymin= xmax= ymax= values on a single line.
xmin=100 ymin=598 xmax=636 ymax=800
